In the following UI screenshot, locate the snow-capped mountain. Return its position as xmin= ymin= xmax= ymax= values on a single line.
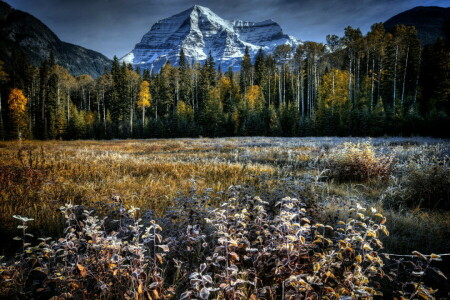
xmin=122 ymin=5 xmax=301 ymax=71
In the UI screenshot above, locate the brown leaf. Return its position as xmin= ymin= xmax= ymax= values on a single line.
xmin=156 ymin=254 xmax=164 ymax=264
xmin=77 ymin=264 xmax=87 ymax=277
xmin=412 ymin=251 xmax=427 ymax=261
xmin=152 ymin=289 xmax=160 ymax=299
xmin=229 ymin=252 xmax=239 ymax=261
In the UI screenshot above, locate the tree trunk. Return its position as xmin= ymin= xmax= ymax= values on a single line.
xmin=102 ymin=91 xmax=106 ymax=134
xmin=278 ymin=66 xmax=282 ymax=106
xmin=307 ymin=63 xmax=310 ymax=117
xmin=370 ymin=58 xmax=375 ymax=111
xmin=393 ymin=45 xmax=398 ymax=111
xmin=97 ymin=94 xmax=100 ymax=120
xmin=155 ymin=98 xmax=158 ymax=120
xmin=348 ymin=55 xmax=353 ymax=104
xmin=355 ymin=56 xmax=360 ymax=107
xmin=296 ymin=69 xmax=300 ymax=112
xmin=67 ymin=89 xmax=70 ymax=122
xmin=130 ymin=101 xmax=133 ymax=136
xmin=401 ymin=46 xmax=409 ymax=111
xmin=378 ymin=59 xmax=382 ymax=105
xmin=268 ymin=72 xmax=271 ymax=106
xmin=301 ymin=69 xmax=304 ymax=118
xmin=142 ymin=106 xmax=145 ymax=131
xmin=332 ymin=71 xmax=335 ymax=96
xmin=413 ymin=48 xmax=421 ymax=109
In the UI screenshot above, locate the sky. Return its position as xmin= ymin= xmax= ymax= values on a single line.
xmin=6 ymin=0 xmax=450 ymax=59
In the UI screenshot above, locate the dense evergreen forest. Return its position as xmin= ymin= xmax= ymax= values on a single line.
xmin=0 ymin=23 xmax=449 ymax=140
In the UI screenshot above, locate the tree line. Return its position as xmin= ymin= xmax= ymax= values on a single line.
xmin=0 ymin=22 xmax=449 ymax=140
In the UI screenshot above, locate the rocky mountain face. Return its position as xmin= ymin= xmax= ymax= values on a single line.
xmin=0 ymin=1 xmax=111 ymax=78
xmin=122 ymin=5 xmax=301 ymax=71
xmin=384 ymin=6 xmax=450 ymax=45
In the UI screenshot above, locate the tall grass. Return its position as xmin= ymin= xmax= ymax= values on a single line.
xmin=0 ymin=137 xmax=448 ymax=297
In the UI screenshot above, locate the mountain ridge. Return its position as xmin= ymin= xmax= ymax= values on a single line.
xmin=122 ymin=5 xmax=301 ymax=71
xmin=384 ymin=6 xmax=450 ymax=45
xmin=0 ymin=0 xmax=111 ymax=78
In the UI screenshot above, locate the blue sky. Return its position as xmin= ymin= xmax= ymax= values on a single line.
xmin=6 ymin=0 xmax=450 ymax=58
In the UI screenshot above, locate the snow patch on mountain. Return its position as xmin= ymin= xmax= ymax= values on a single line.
xmin=121 ymin=5 xmax=301 ymax=71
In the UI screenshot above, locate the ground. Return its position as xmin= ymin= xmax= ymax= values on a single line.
xmin=0 ymin=137 xmax=449 ymax=298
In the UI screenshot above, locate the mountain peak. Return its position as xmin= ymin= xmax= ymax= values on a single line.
xmin=122 ymin=5 xmax=301 ymax=71
xmin=191 ymin=4 xmax=212 ymax=13
xmin=174 ymin=4 xmax=223 ymax=21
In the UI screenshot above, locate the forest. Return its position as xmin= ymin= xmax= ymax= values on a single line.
xmin=0 ymin=23 xmax=449 ymax=140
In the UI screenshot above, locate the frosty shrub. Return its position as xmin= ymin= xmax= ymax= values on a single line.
xmin=0 ymin=203 xmax=171 ymax=299
xmin=382 ymin=160 xmax=449 ymax=211
xmin=0 ymin=186 xmax=444 ymax=299
xmin=324 ymin=143 xmax=394 ymax=182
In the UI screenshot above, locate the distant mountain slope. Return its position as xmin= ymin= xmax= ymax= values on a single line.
xmin=0 ymin=1 xmax=111 ymax=77
xmin=384 ymin=6 xmax=450 ymax=45
xmin=122 ymin=5 xmax=302 ymax=71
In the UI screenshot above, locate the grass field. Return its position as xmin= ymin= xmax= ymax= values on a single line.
xmin=0 ymin=137 xmax=449 ymax=298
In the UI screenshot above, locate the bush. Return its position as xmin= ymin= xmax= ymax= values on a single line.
xmin=0 ymin=187 xmax=444 ymax=299
xmin=325 ymin=142 xmax=394 ymax=182
xmin=0 ymin=203 xmax=171 ymax=299
xmin=382 ymin=162 xmax=449 ymax=210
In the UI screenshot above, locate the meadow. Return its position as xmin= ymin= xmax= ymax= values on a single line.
xmin=0 ymin=137 xmax=449 ymax=299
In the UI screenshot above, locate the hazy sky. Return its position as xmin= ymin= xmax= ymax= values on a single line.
xmin=6 ymin=0 xmax=450 ymax=58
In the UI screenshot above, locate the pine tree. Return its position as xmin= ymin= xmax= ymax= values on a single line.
xmin=47 ymin=72 xmax=59 ymax=139
xmin=179 ymin=48 xmax=188 ymax=70
xmin=254 ymin=48 xmax=265 ymax=86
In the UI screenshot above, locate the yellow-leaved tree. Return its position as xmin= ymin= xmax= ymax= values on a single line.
xmin=317 ymin=69 xmax=352 ymax=133
xmin=8 ymin=88 xmax=28 ymax=139
xmin=245 ymin=85 xmax=264 ymax=110
xmin=137 ymin=80 xmax=151 ymax=130
xmin=319 ymin=69 xmax=351 ymax=112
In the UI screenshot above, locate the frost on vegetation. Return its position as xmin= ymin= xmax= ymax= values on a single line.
xmin=381 ymin=153 xmax=449 ymax=211
xmin=321 ymin=142 xmax=395 ymax=182
xmin=0 ymin=185 xmax=445 ymax=299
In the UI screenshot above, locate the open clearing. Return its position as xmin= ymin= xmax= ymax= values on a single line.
xmin=0 ymin=137 xmax=449 ymax=298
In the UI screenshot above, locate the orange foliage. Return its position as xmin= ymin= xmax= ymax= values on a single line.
xmin=8 ymin=88 xmax=28 ymax=115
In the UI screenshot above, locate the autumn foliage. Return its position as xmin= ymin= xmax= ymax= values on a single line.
xmin=137 ymin=80 xmax=151 ymax=110
xmin=7 ymin=88 xmax=27 ymax=115
xmin=7 ymin=88 xmax=28 ymax=138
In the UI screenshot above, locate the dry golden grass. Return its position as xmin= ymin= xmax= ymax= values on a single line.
xmin=0 ymin=137 xmax=448 ymax=257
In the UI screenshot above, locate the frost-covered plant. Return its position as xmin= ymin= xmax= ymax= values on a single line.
xmin=0 ymin=187 xmax=445 ymax=299
xmin=324 ymin=142 xmax=395 ymax=182
xmin=382 ymin=158 xmax=449 ymax=210
xmin=0 ymin=203 xmax=171 ymax=299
